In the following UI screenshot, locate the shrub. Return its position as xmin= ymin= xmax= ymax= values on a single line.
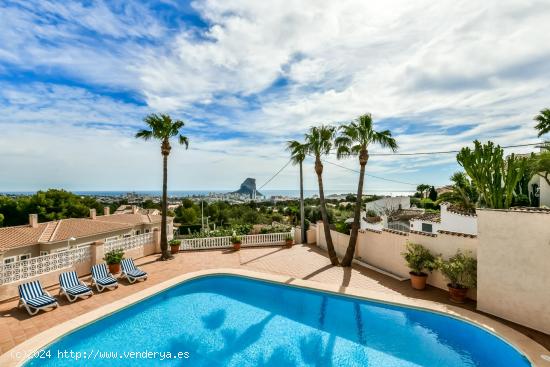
xmin=230 ymin=235 xmax=242 ymax=244
xmin=366 ymin=209 xmax=378 ymax=217
xmin=285 ymin=233 xmax=293 ymax=241
xmin=334 ymin=221 xmax=351 ymax=234
xmin=169 ymin=239 xmax=181 ymax=246
xmin=420 ymin=198 xmax=438 ymax=210
xmin=401 ymin=242 xmax=435 ymax=275
xmin=437 ymin=250 xmax=477 ymax=289
xmin=104 ymin=249 xmax=124 ymax=265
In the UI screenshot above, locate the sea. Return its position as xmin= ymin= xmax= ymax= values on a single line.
xmin=1 ymin=189 xmax=414 ymax=199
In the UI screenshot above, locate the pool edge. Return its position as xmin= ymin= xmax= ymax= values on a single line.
xmin=0 ymin=268 xmax=548 ymax=367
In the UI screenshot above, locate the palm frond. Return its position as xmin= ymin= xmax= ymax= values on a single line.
xmin=179 ymin=135 xmax=189 ymax=148
xmin=135 ymin=129 xmax=153 ymax=140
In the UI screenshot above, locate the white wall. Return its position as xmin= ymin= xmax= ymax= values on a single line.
xmin=410 ymin=219 xmax=441 ymax=233
xmin=439 ymin=203 xmax=477 ymax=235
xmin=410 ymin=204 xmax=477 ymax=235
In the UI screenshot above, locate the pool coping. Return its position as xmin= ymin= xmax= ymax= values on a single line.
xmin=0 ymin=268 xmax=548 ymax=366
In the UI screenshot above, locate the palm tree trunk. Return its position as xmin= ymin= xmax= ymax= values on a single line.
xmin=160 ymin=152 xmax=170 ymax=260
xmin=316 ymin=157 xmax=339 ymax=266
xmin=341 ymin=154 xmax=367 ymax=266
xmin=300 ymin=161 xmax=306 ymax=244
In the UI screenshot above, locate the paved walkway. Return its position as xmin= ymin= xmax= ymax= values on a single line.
xmin=1 ymin=244 xmax=548 ymax=356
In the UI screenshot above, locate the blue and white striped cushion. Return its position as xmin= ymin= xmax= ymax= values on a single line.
xmin=59 ymin=271 xmax=80 ymax=289
xmin=121 ymin=258 xmax=136 ymax=271
xmin=126 ymin=269 xmax=147 ymax=278
xmin=66 ymin=284 xmax=91 ymax=295
xmin=19 ymin=280 xmax=46 ymax=301
xmin=26 ymin=295 xmax=56 ymax=307
xmin=96 ymin=276 xmax=117 ymax=286
xmin=91 ymin=264 xmax=109 ymax=279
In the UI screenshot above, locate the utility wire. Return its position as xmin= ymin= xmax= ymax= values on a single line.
xmin=260 ymin=141 xmax=543 ymax=190
xmin=348 ymin=142 xmax=545 ymax=157
xmin=321 ymin=158 xmax=419 ymax=186
xmin=257 ymin=159 xmax=292 ymax=190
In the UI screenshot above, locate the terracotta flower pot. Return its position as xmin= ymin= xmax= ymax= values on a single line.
xmin=170 ymin=244 xmax=180 ymax=254
xmin=409 ymin=272 xmax=428 ymax=290
xmin=448 ymin=284 xmax=468 ymax=303
xmin=108 ymin=263 xmax=120 ymax=274
xmin=285 ymin=239 xmax=293 ymax=248
xmin=233 ymin=242 xmax=241 ymax=251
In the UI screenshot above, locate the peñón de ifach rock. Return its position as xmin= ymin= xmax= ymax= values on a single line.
xmin=231 ymin=178 xmax=262 ymax=198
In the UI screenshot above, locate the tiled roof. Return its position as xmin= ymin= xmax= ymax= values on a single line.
xmin=509 ymin=206 xmax=550 ymax=213
xmin=440 ymin=202 xmax=477 ymax=217
xmin=410 ymin=230 xmax=437 ymax=237
xmin=382 ymin=228 xmax=409 ymax=236
xmin=438 ymin=230 xmax=477 ymax=238
xmin=95 ymin=213 xmax=163 ymax=225
xmin=411 ymin=212 xmax=441 ymax=223
xmin=0 ymin=213 xmax=168 ymax=251
xmin=0 ymin=223 xmax=48 ymax=251
xmin=48 ymin=219 xmax=132 ymax=242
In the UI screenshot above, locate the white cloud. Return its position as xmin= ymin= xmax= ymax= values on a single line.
xmin=1 ymin=0 xmax=550 ymax=192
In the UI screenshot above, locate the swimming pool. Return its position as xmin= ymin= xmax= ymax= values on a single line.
xmin=24 ymin=274 xmax=531 ymax=366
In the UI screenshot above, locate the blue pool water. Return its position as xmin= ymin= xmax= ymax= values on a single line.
xmin=25 ymin=275 xmax=530 ymax=366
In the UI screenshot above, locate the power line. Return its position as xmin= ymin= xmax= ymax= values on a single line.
xmin=321 ymin=159 xmax=419 ymax=186
xmin=258 ymin=159 xmax=292 ymax=190
xmin=364 ymin=142 xmax=544 ymax=157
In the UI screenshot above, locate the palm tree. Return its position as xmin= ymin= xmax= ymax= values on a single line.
xmin=136 ymin=113 xmax=189 ymax=260
xmin=437 ymin=172 xmax=479 ymax=211
xmin=534 ymin=108 xmax=550 ymax=137
xmin=304 ymin=125 xmax=339 ymax=266
xmin=335 ymin=114 xmax=397 ymax=267
xmin=287 ymin=140 xmax=307 ymax=244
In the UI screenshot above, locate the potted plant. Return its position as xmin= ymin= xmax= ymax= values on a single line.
xmin=169 ymin=239 xmax=181 ymax=254
xmin=231 ymin=235 xmax=242 ymax=250
xmin=104 ymin=249 xmax=124 ymax=274
xmin=402 ymin=242 xmax=435 ymax=290
xmin=437 ymin=250 xmax=477 ymax=303
xmin=284 ymin=233 xmax=294 ymax=248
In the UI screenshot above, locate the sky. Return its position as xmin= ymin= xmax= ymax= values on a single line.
xmin=1 ymin=0 xmax=549 ymax=194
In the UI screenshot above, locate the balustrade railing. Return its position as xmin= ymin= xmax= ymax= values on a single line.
xmin=0 ymin=246 xmax=91 ymax=285
xmin=180 ymin=232 xmax=292 ymax=251
xmin=105 ymin=232 xmax=154 ymax=253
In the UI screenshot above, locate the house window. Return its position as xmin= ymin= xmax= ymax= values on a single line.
xmin=18 ymin=253 xmax=31 ymax=261
xmin=123 ymin=234 xmax=131 ymax=238
xmin=421 ymin=223 xmax=433 ymax=233
xmin=40 ymin=251 xmax=49 ymax=256
xmin=105 ymin=236 xmax=118 ymax=242
xmin=3 ymin=256 xmax=16 ymax=264
xmin=135 ymin=230 xmax=141 ymax=236
xmin=145 ymin=229 xmax=150 ymax=233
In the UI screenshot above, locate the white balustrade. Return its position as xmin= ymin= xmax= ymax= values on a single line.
xmin=0 ymin=246 xmax=91 ymax=285
xmin=180 ymin=232 xmax=292 ymax=251
xmin=105 ymin=232 xmax=154 ymax=252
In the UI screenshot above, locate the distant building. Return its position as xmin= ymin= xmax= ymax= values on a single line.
xmin=410 ymin=202 xmax=477 ymax=235
xmin=114 ymin=205 xmax=161 ymax=216
xmin=0 ymin=208 xmax=173 ymax=264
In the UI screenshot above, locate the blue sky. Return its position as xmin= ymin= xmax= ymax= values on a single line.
xmin=1 ymin=0 xmax=549 ymax=193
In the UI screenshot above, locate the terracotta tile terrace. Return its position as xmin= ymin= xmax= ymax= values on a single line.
xmin=1 ymin=244 xmax=549 ymax=356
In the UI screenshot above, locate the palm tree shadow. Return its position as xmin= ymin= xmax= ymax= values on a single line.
xmin=299 ymin=332 xmax=337 ymax=367
xmin=256 ymin=346 xmax=297 ymax=366
xmin=201 ymin=309 xmax=226 ymax=330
